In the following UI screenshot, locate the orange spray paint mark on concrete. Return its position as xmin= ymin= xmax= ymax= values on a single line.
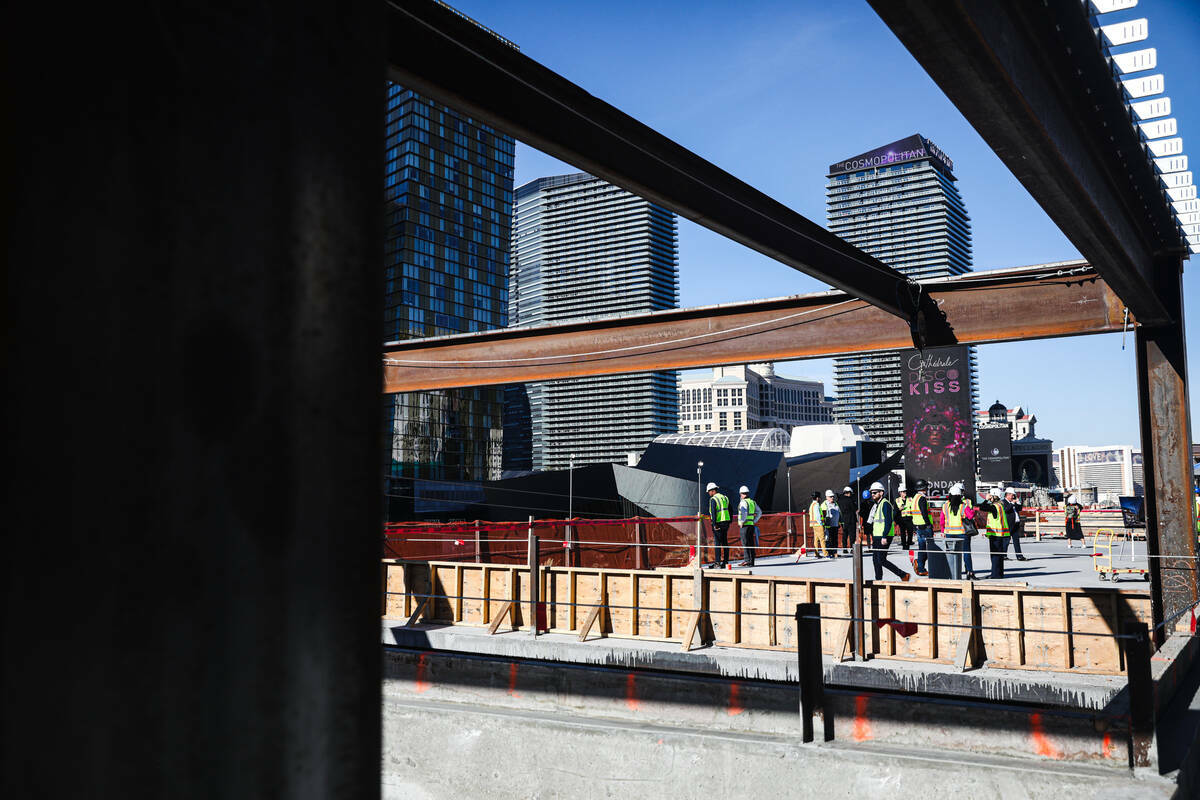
xmin=727 ymin=682 xmax=744 ymax=716
xmin=853 ymin=695 xmax=873 ymax=742
xmin=1030 ymin=713 xmax=1062 ymax=759
xmin=625 ymin=673 xmax=642 ymax=711
xmin=413 ymin=653 xmax=431 ymax=694
xmin=507 ymin=662 xmax=521 ymax=698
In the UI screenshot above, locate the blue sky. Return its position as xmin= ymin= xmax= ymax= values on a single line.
xmin=453 ymin=0 xmax=1200 ymax=449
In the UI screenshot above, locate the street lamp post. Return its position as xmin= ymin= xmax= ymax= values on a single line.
xmin=787 ymin=466 xmax=793 ymax=515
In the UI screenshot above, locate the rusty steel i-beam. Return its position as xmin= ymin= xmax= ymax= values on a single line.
xmin=386 ymin=0 xmax=952 ymax=345
xmin=383 ymin=263 xmax=1125 ymax=393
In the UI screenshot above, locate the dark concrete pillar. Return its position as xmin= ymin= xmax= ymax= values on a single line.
xmin=5 ymin=3 xmax=383 ymax=797
xmin=1135 ymin=260 xmax=1198 ymax=641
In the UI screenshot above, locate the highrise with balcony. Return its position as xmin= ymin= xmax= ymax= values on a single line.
xmin=505 ymin=173 xmax=679 ymax=472
xmin=826 ymin=134 xmax=978 ymax=454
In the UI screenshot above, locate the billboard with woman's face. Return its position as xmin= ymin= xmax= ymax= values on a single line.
xmin=901 ymin=346 xmax=976 ymax=498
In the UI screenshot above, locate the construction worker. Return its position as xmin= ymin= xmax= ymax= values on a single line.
xmin=1064 ymin=494 xmax=1084 ymax=548
xmin=941 ymin=483 xmax=977 ymax=580
xmin=823 ymin=489 xmax=842 ymax=558
xmin=910 ymin=480 xmax=934 ymax=577
xmin=837 ymin=486 xmax=857 ymax=555
xmin=1194 ymin=487 xmax=1200 ymax=545
xmin=896 ymin=485 xmax=915 ymax=552
xmin=1003 ymin=487 xmax=1029 ymax=561
xmin=866 ymin=482 xmax=911 ymax=582
xmin=977 ymin=487 xmax=1011 ymax=578
xmin=706 ymin=482 xmax=731 ymax=569
xmin=808 ymin=491 xmax=829 ymax=557
xmin=737 ymin=485 xmax=762 ymax=568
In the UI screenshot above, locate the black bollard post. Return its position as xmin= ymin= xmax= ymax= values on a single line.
xmin=795 ymin=602 xmax=833 ymax=742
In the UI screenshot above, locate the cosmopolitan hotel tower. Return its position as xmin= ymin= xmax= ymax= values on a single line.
xmin=826 ymin=134 xmax=978 ymax=454
xmin=381 ymin=12 xmax=517 ymax=512
xmin=505 ymin=173 xmax=679 ymax=472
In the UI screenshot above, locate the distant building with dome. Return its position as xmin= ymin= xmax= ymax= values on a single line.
xmin=974 ymin=402 xmax=1054 ymax=486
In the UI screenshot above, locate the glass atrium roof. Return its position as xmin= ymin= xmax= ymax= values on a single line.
xmin=652 ymin=428 xmax=790 ymax=452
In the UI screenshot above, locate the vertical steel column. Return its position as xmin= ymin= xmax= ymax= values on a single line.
xmin=4 ymin=2 xmax=385 ymax=796
xmin=1135 ymin=261 xmax=1198 ymax=641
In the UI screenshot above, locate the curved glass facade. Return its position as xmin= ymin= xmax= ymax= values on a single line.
xmin=504 ymin=173 xmax=679 ymax=472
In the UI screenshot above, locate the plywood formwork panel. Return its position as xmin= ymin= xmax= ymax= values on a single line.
xmin=737 ymin=578 xmax=773 ymax=648
xmin=977 ymin=590 xmax=1022 ymax=666
xmin=887 ymin=584 xmax=938 ymax=662
xmin=461 ymin=566 xmax=485 ymax=624
xmin=384 ymin=561 xmax=409 ymax=619
xmin=635 ymin=574 xmax=667 ymax=639
xmin=707 ymin=576 xmax=739 ymax=645
xmin=670 ymin=573 xmax=696 ymax=638
xmin=430 ymin=564 xmax=458 ymax=622
xmin=383 ymin=560 xmax=1154 ymax=675
xmin=772 ymin=581 xmax=807 ymax=650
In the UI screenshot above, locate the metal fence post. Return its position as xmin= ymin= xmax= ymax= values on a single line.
xmin=634 ymin=517 xmax=645 ymax=570
xmin=474 ymin=519 xmax=483 ymax=563
xmin=795 ymin=602 xmax=833 ymax=743
xmin=852 ymin=539 xmax=865 ymax=661
xmin=786 ymin=513 xmax=795 ymax=552
xmin=528 ymin=518 xmax=540 ymax=638
xmin=1124 ymin=620 xmax=1153 ymax=767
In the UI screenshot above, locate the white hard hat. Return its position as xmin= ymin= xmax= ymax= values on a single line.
xmin=842 ymin=486 xmax=852 ymax=493
xmin=949 ymin=484 xmax=963 ymax=496
xmin=825 ymin=489 xmax=835 ymax=497
xmin=897 ymin=484 xmax=907 ymax=492
xmin=739 ymin=485 xmax=750 ymax=494
xmin=869 ymin=481 xmax=885 ymax=492
xmin=1068 ymin=494 xmax=1077 ymax=504
xmin=989 ymin=486 xmax=1002 ymax=498
xmin=706 ymin=482 xmax=718 ymax=491
xmin=1004 ymin=487 xmax=1016 ymax=495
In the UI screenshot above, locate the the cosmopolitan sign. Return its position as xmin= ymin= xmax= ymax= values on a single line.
xmin=829 ymin=134 xmax=954 ymax=177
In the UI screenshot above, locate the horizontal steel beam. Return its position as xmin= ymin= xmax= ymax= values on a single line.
xmin=386 ymin=0 xmax=951 ymax=342
xmin=383 ymin=263 xmax=1127 ymax=392
xmin=869 ymin=0 xmax=1181 ymax=326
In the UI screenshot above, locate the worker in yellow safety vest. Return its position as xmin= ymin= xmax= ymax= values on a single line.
xmin=866 ymin=482 xmax=911 ymax=582
xmin=896 ymin=485 xmax=915 ymax=552
xmin=940 ymin=483 xmax=977 ymax=580
xmin=977 ymin=487 xmax=1011 ymax=579
xmin=808 ymin=492 xmax=830 ymax=558
xmin=737 ymin=486 xmax=762 ymax=568
xmin=1193 ymin=487 xmax=1200 ymax=545
xmin=706 ymin=482 xmax=732 ymax=569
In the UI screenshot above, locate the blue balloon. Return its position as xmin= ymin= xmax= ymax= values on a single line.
xmin=862 ymin=489 xmax=870 ymax=499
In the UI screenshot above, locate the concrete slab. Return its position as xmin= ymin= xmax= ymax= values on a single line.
xmin=383 ymin=693 xmax=1175 ymax=799
xmin=385 ymin=621 xmax=1127 ymax=711
xmin=738 ymin=536 xmax=1151 ymax=589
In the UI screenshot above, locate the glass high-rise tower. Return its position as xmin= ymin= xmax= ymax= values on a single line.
xmin=826 ymin=134 xmax=978 ymax=454
xmin=381 ymin=12 xmax=517 ymax=511
xmin=505 ymin=173 xmax=679 ymax=472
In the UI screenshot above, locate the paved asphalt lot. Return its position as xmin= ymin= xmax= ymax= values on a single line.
xmin=724 ymin=533 xmax=1152 ymax=589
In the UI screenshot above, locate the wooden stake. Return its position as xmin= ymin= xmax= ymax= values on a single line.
xmin=406 ymin=595 xmax=430 ymax=627
xmin=487 ymin=601 xmax=513 ymax=635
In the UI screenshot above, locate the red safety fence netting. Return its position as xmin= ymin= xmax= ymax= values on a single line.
xmin=383 ymin=514 xmax=826 ymax=569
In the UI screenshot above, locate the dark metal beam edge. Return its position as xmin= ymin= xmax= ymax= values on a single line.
xmin=384 ymin=0 xmax=950 ymax=340
xmin=868 ymin=0 xmax=1178 ymax=326
xmin=381 ymin=263 xmax=1092 ymax=355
